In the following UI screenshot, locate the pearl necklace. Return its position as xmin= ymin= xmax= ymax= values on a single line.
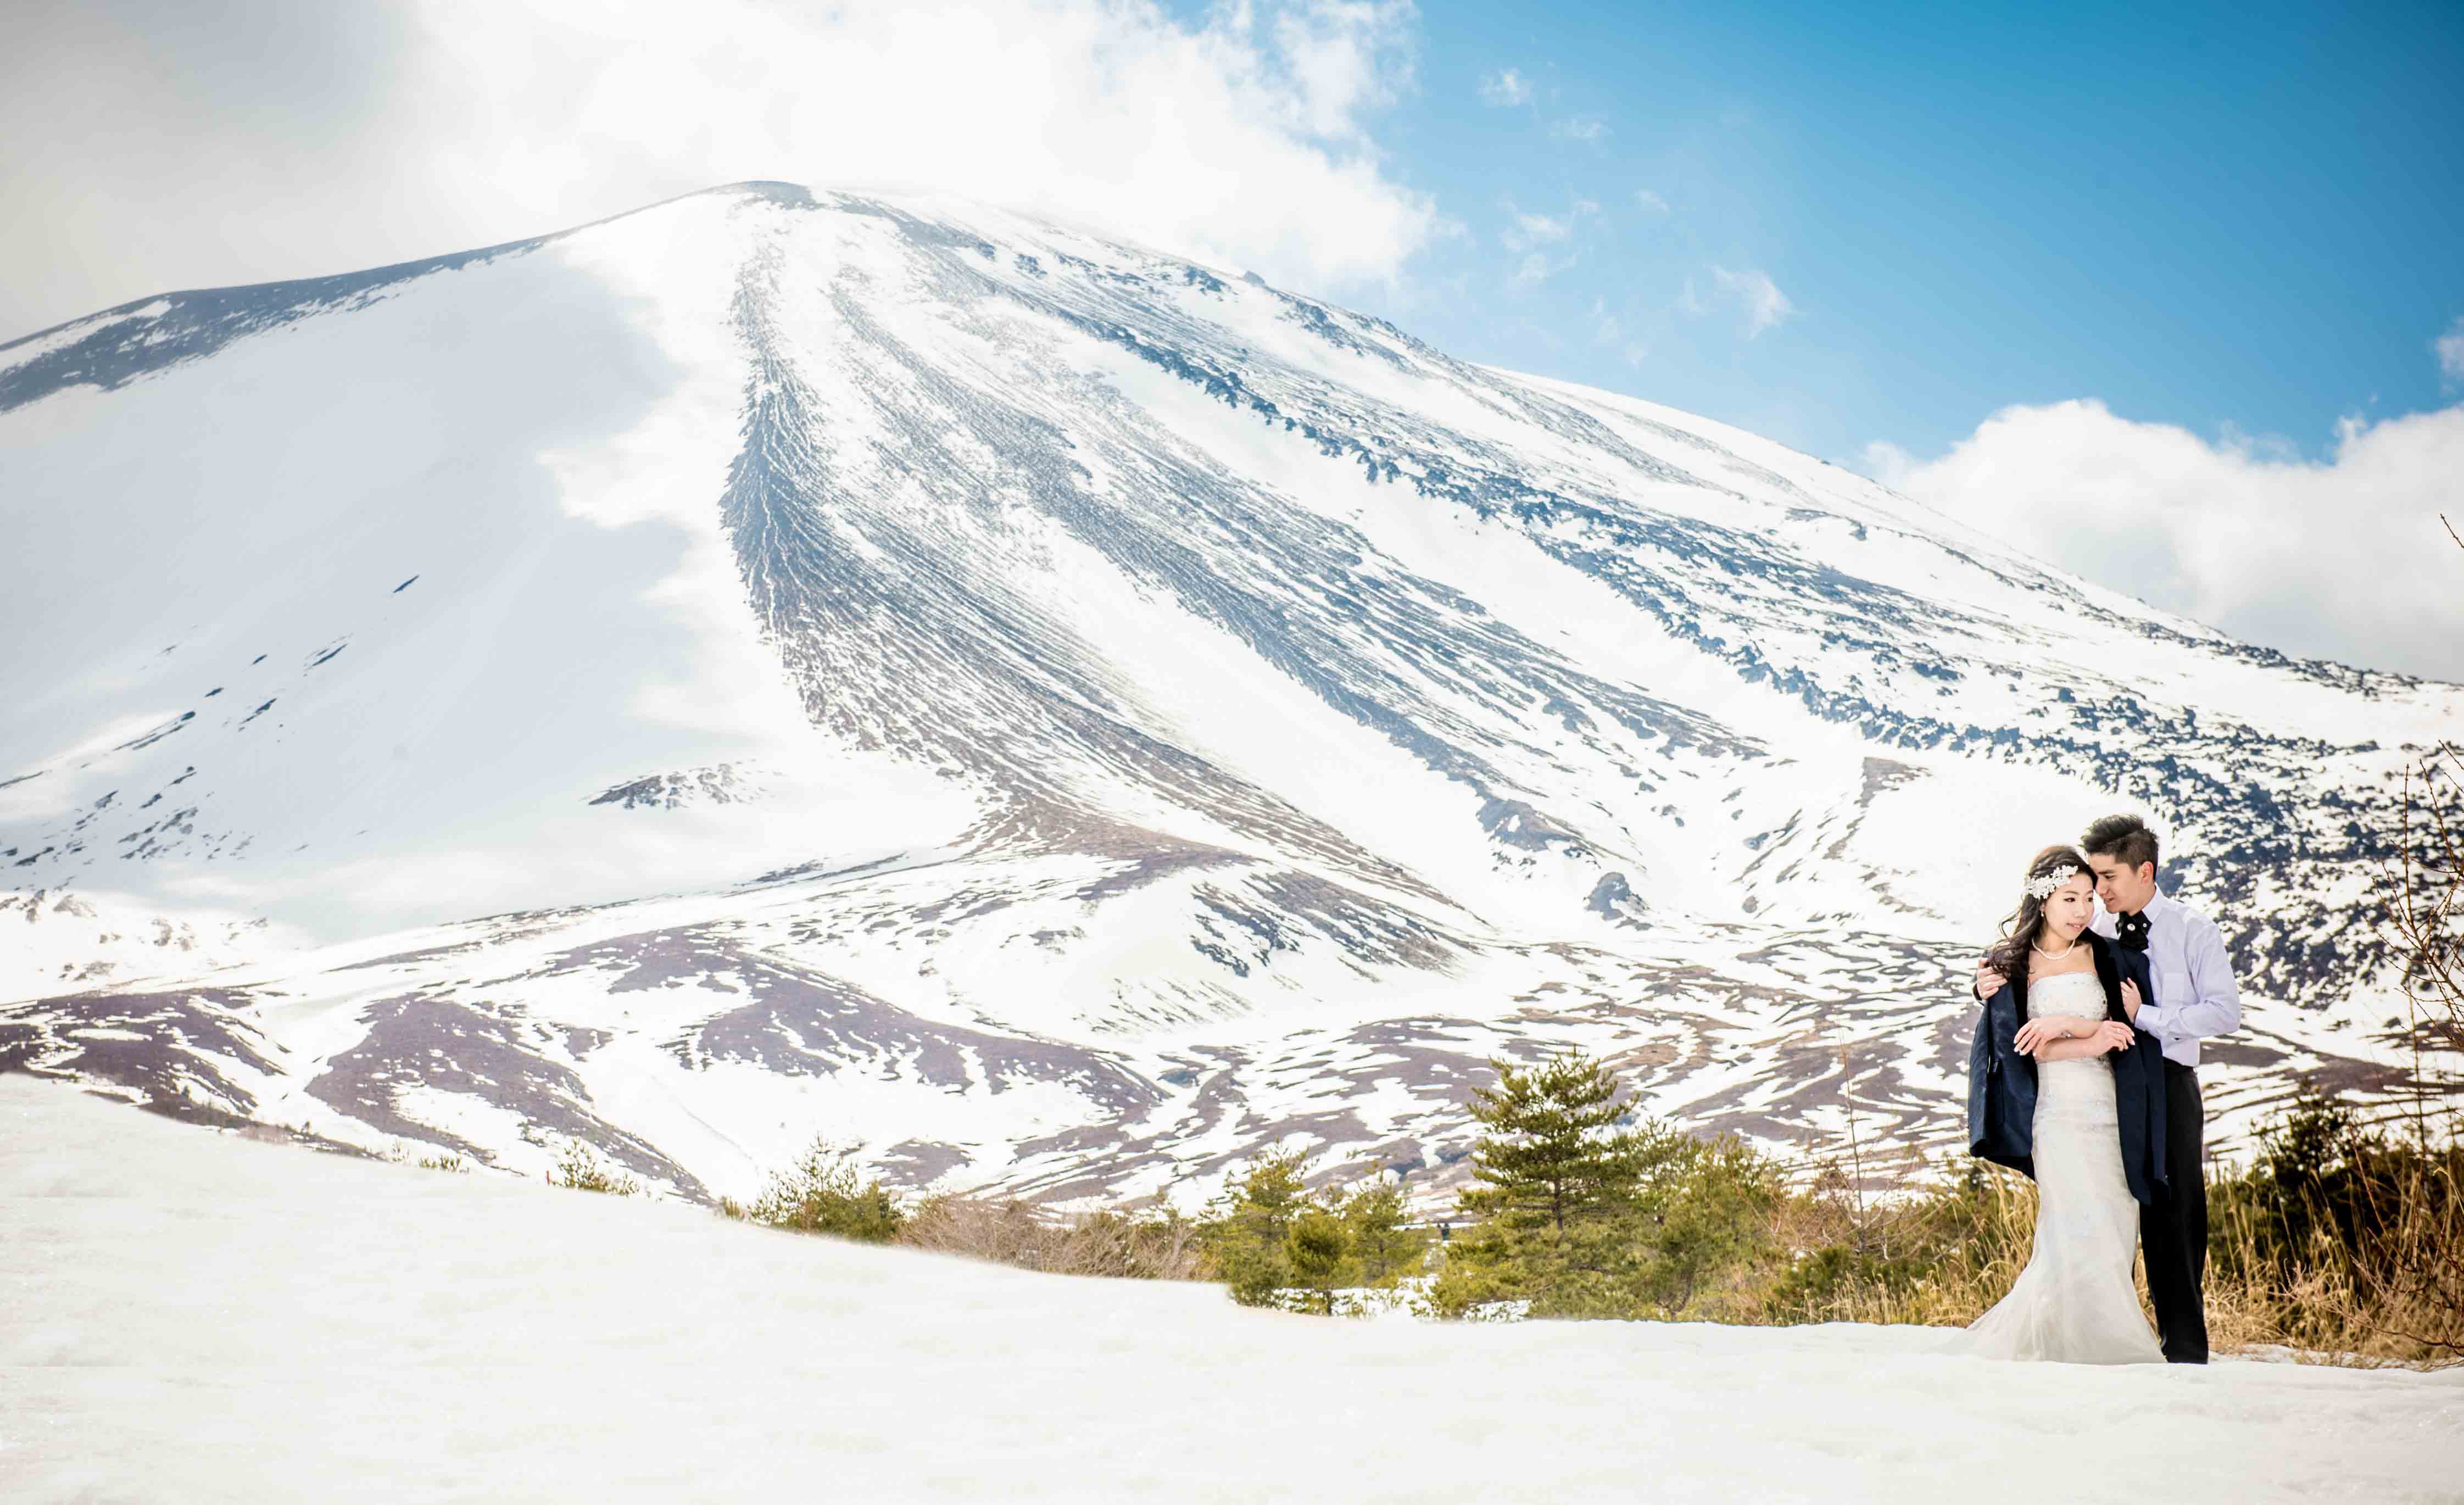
xmin=2032 ymin=935 xmax=2080 ymax=961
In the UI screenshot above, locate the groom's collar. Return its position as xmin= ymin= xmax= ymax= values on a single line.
xmin=2127 ymin=886 xmax=2178 ymax=922
xmin=2100 ymin=885 xmax=2175 ymax=921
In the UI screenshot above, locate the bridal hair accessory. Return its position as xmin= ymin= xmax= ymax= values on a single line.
xmin=2026 ymin=864 xmax=2081 ymax=901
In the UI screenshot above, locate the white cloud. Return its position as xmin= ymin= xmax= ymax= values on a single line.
xmin=1502 ymin=214 xmax=1569 ymax=252
xmin=1635 ymin=188 xmax=1669 ymax=214
xmin=1498 ymin=197 xmax=1598 ymax=285
xmin=1862 ymin=398 xmax=2464 ymax=680
xmin=1548 ymin=117 xmax=1607 ymax=143
xmin=1709 ymin=265 xmax=1796 ymax=337
xmin=1499 ymin=197 xmax=1597 ymax=254
xmin=1478 ymin=67 xmax=1531 ymax=106
xmin=1585 ymin=299 xmax=1647 ymax=365
xmin=1 ymin=0 xmax=1437 ymax=337
xmin=2437 ymin=316 xmax=2464 ymax=387
xmin=1859 ymin=441 xmax=1921 ymax=487
xmin=1508 ymin=252 xmax=1559 ymax=289
xmin=1587 ymin=296 xmax=1620 ymax=346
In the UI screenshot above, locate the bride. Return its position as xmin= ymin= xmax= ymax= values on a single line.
xmin=1960 ymin=845 xmax=2171 ymax=1364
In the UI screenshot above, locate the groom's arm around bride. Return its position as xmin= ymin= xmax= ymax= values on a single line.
xmin=1969 ymin=817 xmax=2242 ymax=1060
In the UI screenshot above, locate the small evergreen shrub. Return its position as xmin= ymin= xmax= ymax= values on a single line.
xmin=1283 ymin=1207 xmax=1350 ymax=1313
xmin=743 ymin=1136 xmax=904 ymax=1242
xmin=1339 ymin=1174 xmax=1420 ymax=1285
xmin=1198 ymin=1152 xmax=1430 ymax=1309
xmin=1202 ymin=1150 xmax=1310 ymax=1306
xmin=549 ymin=1140 xmax=641 ymax=1196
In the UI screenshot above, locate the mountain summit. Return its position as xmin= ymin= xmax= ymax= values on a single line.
xmin=3 ymin=182 xmax=2453 ymax=1201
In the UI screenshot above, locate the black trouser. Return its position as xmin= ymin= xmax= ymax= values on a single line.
xmin=2142 ymin=1061 xmax=2209 ymax=1363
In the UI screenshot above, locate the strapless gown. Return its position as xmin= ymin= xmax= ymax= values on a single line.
xmin=1956 ymin=969 xmax=2164 ymax=1364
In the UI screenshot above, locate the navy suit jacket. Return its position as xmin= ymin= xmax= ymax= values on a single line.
xmin=1966 ymin=929 xmax=2168 ymax=1206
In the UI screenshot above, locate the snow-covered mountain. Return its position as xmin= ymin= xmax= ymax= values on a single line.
xmin=0 ymin=888 xmax=285 ymax=1001
xmin=3 ymin=182 xmax=2454 ymax=1205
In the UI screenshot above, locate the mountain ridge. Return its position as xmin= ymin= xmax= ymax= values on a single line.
xmin=2 ymin=180 xmax=2452 ymax=1205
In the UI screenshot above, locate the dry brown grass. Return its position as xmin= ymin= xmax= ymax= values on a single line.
xmin=2210 ymin=1123 xmax=2464 ymax=1364
xmin=1757 ymin=1119 xmax=2463 ymax=1368
xmin=895 ymin=1192 xmax=1207 ymax=1280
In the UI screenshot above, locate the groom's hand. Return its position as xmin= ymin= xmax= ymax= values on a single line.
xmin=1972 ymin=960 xmax=2006 ymax=1000
xmin=2119 ymin=978 xmax=2143 ymax=1023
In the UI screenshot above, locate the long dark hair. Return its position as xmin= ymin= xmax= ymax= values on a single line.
xmin=1984 ymin=844 xmax=2093 ymax=982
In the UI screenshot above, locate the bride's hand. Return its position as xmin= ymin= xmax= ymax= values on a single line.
xmin=2093 ymin=1021 xmax=2135 ymax=1054
xmin=2015 ymin=1018 xmax=2076 ymax=1055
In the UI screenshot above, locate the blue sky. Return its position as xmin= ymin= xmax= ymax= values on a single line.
xmin=1290 ymin=0 xmax=2464 ymax=469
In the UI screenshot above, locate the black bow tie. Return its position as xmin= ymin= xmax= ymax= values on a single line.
xmin=2113 ymin=911 xmax=2151 ymax=952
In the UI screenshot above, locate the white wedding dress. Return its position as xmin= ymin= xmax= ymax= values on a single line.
xmin=1958 ymin=970 xmax=2164 ymax=1364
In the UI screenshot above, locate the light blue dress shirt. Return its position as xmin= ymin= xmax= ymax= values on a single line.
xmin=2091 ymin=888 xmax=2242 ymax=1069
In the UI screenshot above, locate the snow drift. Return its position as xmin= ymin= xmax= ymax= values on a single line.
xmin=4 ymin=1077 xmax=2459 ymax=1504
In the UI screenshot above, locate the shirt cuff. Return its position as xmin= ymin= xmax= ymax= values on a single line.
xmin=2134 ymin=1002 xmax=2168 ymax=1033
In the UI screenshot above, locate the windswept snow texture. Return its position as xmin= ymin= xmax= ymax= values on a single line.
xmin=4 ymin=1079 xmax=2460 ymax=1505
xmin=2 ymin=182 xmax=2457 ymax=1205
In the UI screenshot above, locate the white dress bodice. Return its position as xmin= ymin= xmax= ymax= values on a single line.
xmin=2028 ymin=971 xmax=2118 ymax=1119
xmin=2027 ymin=969 xmax=2107 ymax=1022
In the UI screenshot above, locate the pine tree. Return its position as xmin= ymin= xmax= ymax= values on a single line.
xmin=1284 ymin=1207 xmax=1350 ymax=1313
xmin=1435 ymin=1050 xmax=1647 ymax=1317
xmin=1624 ymin=1124 xmax=1781 ymax=1315
xmin=1457 ymin=1051 xmax=1640 ymax=1235
xmin=1203 ymin=1149 xmax=1313 ymax=1306
xmin=1433 ymin=1052 xmax=1790 ymax=1320
xmin=1339 ymin=1173 xmax=1420 ymax=1285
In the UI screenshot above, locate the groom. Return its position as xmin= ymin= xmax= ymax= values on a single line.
xmin=1975 ymin=813 xmax=2242 ymax=1364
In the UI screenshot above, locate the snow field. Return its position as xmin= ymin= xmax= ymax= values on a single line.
xmin=5 ymin=1077 xmax=2459 ymax=1505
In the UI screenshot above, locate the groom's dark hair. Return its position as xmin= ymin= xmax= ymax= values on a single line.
xmin=2081 ymin=813 xmax=2159 ymax=874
